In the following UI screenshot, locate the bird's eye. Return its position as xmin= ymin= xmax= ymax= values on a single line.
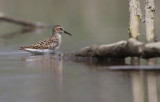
xmin=60 ymin=28 xmax=63 ymax=30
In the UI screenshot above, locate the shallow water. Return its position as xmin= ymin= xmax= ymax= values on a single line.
xmin=0 ymin=45 xmax=160 ymax=102
xmin=0 ymin=0 xmax=160 ymax=102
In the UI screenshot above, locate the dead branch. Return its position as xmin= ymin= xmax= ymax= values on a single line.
xmin=64 ymin=38 xmax=160 ymax=59
xmin=0 ymin=13 xmax=52 ymax=28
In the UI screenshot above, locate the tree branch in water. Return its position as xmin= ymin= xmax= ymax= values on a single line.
xmin=0 ymin=13 xmax=53 ymax=29
xmin=64 ymin=38 xmax=160 ymax=59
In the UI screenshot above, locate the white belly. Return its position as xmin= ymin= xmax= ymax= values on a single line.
xmin=24 ymin=48 xmax=55 ymax=54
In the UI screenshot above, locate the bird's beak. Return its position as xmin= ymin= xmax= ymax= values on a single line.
xmin=64 ymin=31 xmax=72 ymax=36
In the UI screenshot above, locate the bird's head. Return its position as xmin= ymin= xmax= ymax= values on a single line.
xmin=53 ymin=25 xmax=71 ymax=36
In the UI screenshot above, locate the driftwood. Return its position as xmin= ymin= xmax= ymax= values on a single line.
xmin=64 ymin=38 xmax=160 ymax=59
xmin=0 ymin=13 xmax=52 ymax=29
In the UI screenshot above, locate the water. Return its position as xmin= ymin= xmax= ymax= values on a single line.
xmin=0 ymin=51 xmax=160 ymax=102
xmin=0 ymin=0 xmax=160 ymax=102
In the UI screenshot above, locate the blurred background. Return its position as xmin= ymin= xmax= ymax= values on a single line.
xmin=0 ymin=0 xmax=159 ymax=51
xmin=0 ymin=0 xmax=160 ymax=102
xmin=0 ymin=0 xmax=129 ymax=51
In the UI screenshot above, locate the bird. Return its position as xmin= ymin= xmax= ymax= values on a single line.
xmin=20 ymin=25 xmax=71 ymax=54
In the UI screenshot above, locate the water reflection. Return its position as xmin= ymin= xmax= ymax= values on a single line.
xmin=147 ymin=72 xmax=158 ymax=102
xmin=72 ymin=59 xmax=159 ymax=102
xmin=131 ymin=71 xmax=158 ymax=102
xmin=21 ymin=55 xmax=63 ymax=92
xmin=131 ymin=71 xmax=145 ymax=102
xmin=19 ymin=54 xmax=160 ymax=102
xmin=73 ymin=58 xmax=126 ymax=70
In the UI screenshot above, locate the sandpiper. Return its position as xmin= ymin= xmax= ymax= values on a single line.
xmin=20 ymin=25 xmax=71 ymax=54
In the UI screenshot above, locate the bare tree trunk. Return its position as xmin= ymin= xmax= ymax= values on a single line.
xmin=145 ymin=0 xmax=155 ymax=42
xmin=145 ymin=0 xmax=156 ymax=65
xmin=128 ymin=0 xmax=142 ymax=65
xmin=128 ymin=0 xmax=142 ymax=39
xmin=145 ymin=1 xmax=157 ymax=101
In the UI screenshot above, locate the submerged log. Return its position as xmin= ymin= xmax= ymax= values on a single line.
xmin=64 ymin=38 xmax=160 ymax=59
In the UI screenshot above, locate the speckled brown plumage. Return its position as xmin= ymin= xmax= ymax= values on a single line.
xmin=20 ymin=35 xmax=60 ymax=50
xmin=20 ymin=25 xmax=71 ymax=53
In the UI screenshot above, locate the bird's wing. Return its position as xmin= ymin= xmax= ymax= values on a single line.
xmin=20 ymin=37 xmax=59 ymax=50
